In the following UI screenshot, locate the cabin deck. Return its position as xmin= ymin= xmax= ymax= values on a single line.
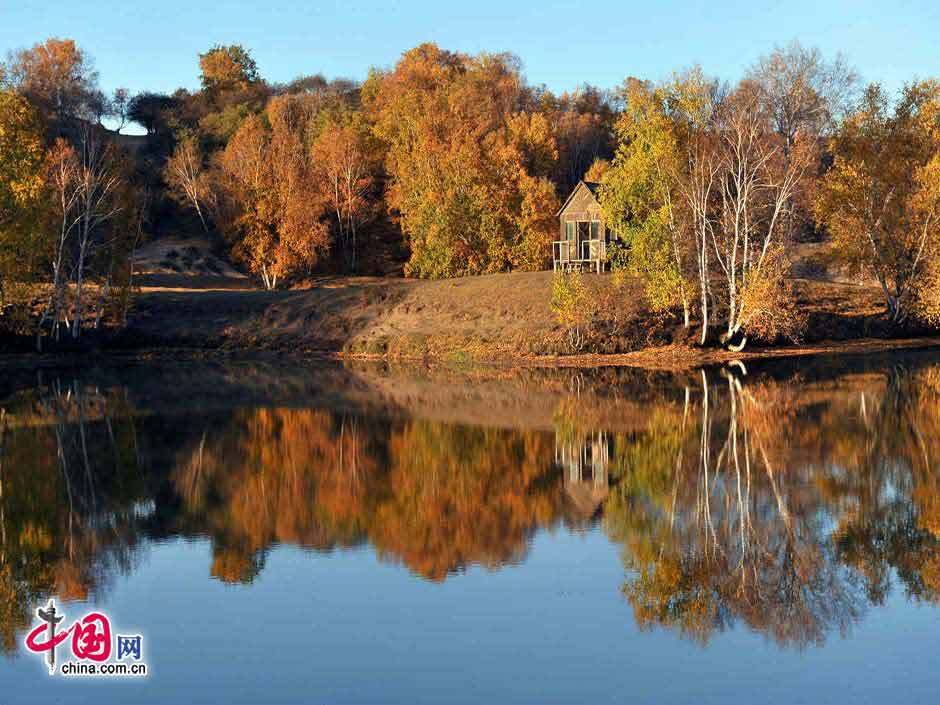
xmin=552 ymin=238 xmax=604 ymax=273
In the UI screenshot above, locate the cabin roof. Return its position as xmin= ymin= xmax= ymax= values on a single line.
xmin=555 ymin=180 xmax=602 ymax=217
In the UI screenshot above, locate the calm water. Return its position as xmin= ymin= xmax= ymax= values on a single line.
xmin=2 ymin=354 xmax=940 ymax=704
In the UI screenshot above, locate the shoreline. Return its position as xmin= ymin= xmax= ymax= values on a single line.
xmin=4 ymin=333 xmax=940 ymax=372
xmin=4 ymin=271 xmax=937 ymax=371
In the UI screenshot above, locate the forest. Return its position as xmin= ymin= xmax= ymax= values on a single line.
xmin=1 ymin=38 xmax=940 ymax=353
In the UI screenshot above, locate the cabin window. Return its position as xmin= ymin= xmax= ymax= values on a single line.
xmin=576 ymin=221 xmax=600 ymax=240
xmin=566 ymin=222 xmax=575 ymax=240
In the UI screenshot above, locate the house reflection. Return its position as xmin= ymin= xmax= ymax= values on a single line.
xmin=557 ymin=431 xmax=610 ymax=520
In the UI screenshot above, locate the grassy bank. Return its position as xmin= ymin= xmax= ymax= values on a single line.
xmin=94 ymin=268 xmax=938 ymax=369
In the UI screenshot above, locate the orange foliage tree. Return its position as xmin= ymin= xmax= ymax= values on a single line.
xmin=365 ymin=43 xmax=560 ymax=277
xmin=217 ymin=96 xmax=329 ymax=288
xmin=198 ymin=44 xmax=259 ymax=94
xmin=310 ymin=114 xmax=382 ymax=272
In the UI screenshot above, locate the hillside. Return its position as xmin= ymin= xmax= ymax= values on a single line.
xmin=122 ymin=247 xmax=927 ymax=366
xmin=130 ymin=270 xmax=595 ymax=357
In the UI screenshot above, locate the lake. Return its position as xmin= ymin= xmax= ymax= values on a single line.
xmin=1 ymin=353 xmax=939 ymax=704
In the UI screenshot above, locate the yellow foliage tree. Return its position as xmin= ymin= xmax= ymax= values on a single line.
xmin=218 ymin=97 xmax=329 ymax=288
xmin=0 ymin=90 xmax=45 ymax=309
xmin=366 ymin=44 xmax=559 ymax=277
xmin=816 ymin=82 xmax=940 ymax=324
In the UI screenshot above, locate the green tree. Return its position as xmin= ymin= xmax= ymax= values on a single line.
xmin=199 ymin=44 xmax=260 ymax=94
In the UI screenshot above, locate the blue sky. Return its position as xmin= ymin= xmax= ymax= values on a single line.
xmin=2 ymin=0 xmax=939 ymax=100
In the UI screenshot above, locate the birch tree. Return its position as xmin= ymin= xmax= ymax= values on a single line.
xmin=165 ymin=132 xmax=211 ymax=233
xmin=747 ymin=41 xmax=857 ymax=154
xmin=667 ymin=70 xmax=723 ymax=344
xmin=311 ymin=117 xmax=381 ymax=272
xmin=815 ymin=82 xmax=940 ymax=324
xmin=602 ymin=71 xmax=809 ymax=347
xmin=600 ymin=72 xmax=721 ymax=336
xmin=70 ymin=127 xmax=124 ymax=337
xmin=712 ymin=84 xmax=811 ymax=349
xmin=37 ymin=139 xmax=81 ymax=345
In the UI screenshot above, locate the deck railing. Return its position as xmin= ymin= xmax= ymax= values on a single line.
xmin=553 ymin=239 xmax=602 ymax=271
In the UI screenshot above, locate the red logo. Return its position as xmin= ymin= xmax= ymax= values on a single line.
xmin=24 ymin=600 xmax=127 ymax=675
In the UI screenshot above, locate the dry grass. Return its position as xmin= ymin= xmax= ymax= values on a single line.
xmin=115 ymin=236 xmax=940 ymax=368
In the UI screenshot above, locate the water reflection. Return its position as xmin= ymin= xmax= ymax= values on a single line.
xmin=1 ymin=356 xmax=940 ymax=654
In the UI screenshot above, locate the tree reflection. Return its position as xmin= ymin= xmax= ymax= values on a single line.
xmin=0 ymin=379 xmax=147 ymax=653
xmin=171 ymin=410 xmax=566 ymax=582
xmin=830 ymin=365 xmax=940 ymax=604
xmin=606 ymin=362 xmax=940 ymax=648
xmin=2 ymin=358 xmax=940 ymax=654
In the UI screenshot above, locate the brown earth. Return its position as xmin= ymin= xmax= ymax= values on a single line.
xmin=130 ymin=271 xmax=583 ymax=356
xmin=124 ymin=261 xmax=940 ymax=369
xmin=7 ymin=235 xmax=934 ymax=367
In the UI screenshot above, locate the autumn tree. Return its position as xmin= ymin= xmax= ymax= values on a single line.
xmin=311 ymin=114 xmax=382 ymax=271
xmin=583 ymin=157 xmax=610 ymax=183
xmin=366 ymin=43 xmax=559 ymax=277
xmin=815 ymin=82 xmax=940 ymax=324
xmin=603 ymin=68 xmax=812 ymax=347
xmin=746 ymin=40 xmax=857 ymax=155
xmin=711 ymin=83 xmax=812 ymax=348
xmin=69 ymin=127 xmax=128 ymax=337
xmin=746 ymin=42 xmax=858 ymax=250
xmin=541 ymin=85 xmax=616 ymax=195
xmin=165 ymin=132 xmax=212 ymax=233
xmin=601 ymin=77 xmax=694 ymax=325
xmin=199 ymin=44 xmax=260 ymax=94
xmin=37 ymin=139 xmax=80 ymax=343
xmin=217 ymin=96 xmax=329 ymax=288
xmin=0 ymin=91 xmax=45 ymax=311
xmin=2 ymin=38 xmax=100 ymax=125
xmin=601 ymin=71 xmax=723 ymax=337
xmin=167 ymin=45 xmax=272 ymax=155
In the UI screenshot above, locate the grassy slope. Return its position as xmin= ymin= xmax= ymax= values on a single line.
xmin=126 ymin=261 xmax=936 ymax=367
xmin=115 ymin=234 xmax=940 ymax=365
xmin=131 ymin=271 xmax=605 ymax=358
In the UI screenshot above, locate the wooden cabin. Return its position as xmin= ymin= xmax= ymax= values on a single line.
xmin=554 ymin=181 xmax=614 ymax=273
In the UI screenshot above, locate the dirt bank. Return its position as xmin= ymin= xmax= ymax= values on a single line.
xmin=112 ymin=269 xmax=940 ymax=369
xmin=129 ymin=271 xmax=611 ymax=357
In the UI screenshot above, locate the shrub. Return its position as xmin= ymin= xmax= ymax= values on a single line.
xmin=551 ymin=271 xmax=595 ymax=351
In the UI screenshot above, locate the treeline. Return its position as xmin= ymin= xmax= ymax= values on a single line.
xmin=596 ymin=48 xmax=940 ymax=347
xmin=0 ymin=39 xmax=616 ymax=343
xmin=2 ymin=38 xmax=940 ymax=348
xmin=152 ymin=42 xmax=615 ymax=281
